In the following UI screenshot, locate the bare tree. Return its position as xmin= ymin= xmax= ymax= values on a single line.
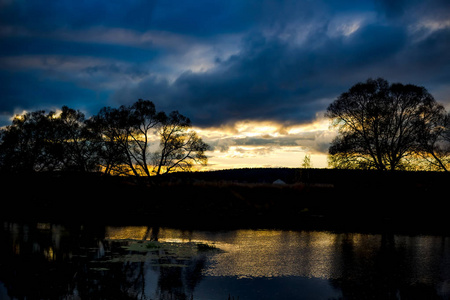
xmin=87 ymin=106 xmax=133 ymax=175
xmin=415 ymin=106 xmax=450 ymax=171
xmin=90 ymin=100 xmax=209 ymax=176
xmin=326 ymin=78 xmax=448 ymax=171
xmin=155 ymin=111 xmax=209 ymax=175
xmin=125 ymin=99 xmax=162 ymax=176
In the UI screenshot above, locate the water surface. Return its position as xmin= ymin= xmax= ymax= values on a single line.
xmin=1 ymin=223 xmax=450 ymax=299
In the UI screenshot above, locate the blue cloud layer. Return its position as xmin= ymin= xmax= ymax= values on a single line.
xmin=1 ymin=0 xmax=449 ymax=127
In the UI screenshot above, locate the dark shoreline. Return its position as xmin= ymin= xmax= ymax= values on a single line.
xmin=2 ymin=168 xmax=449 ymax=235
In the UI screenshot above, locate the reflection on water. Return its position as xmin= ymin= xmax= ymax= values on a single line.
xmin=2 ymin=223 xmax=450 ymax=299
xmin=105 ymin=227 xmax=344 ymax=278
xmin=203 ymin=230 xmax=341 ymax=279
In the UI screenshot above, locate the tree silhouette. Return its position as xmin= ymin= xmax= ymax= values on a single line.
xmin=127 ymin=99 xmax=163 ymax=176
xmin=0 ymin=110 xmax=63 ymax=172
xmin=0 ymin=107 xmax=101 ymax=173
xmin=90 ymin=99 xmax=162 ymax=176
xmin=0 ymin=100 xmax=210 ymax=175
xmin=86 ymin=105 xmax=131 ymax=175
xmin=301 ymin=154 xmax=312 ymax=169
xmin=326 ymin=78 xmax=449 ymax=171
xmin=88 ymin=99 xmax=209 ymax=176
xmin=155 ymin=110 xmax=210 ymax=175
xmin=56 ymin=106 xmax=99 ymax=172
xmin=414 ymin=104 xmax=450 ymax=171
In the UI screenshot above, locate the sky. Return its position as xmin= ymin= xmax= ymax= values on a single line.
xmin=1 ymin=0 xmax=450 ymax=170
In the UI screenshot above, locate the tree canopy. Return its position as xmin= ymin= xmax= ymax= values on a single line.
xmin=0 ymin=100 xmax=210 ymax=175
xmin=326 ymin=78 xmax=450 ymax=171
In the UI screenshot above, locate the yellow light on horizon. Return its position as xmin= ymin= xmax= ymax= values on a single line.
xmin=194 ymin=118 xmax=334 ymax=170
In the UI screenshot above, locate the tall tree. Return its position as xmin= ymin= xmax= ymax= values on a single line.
xmin=0 ymin=110 xmax=62 ymax=172
xmin=125 ymin=99 xmax=163 ymax=176
xmin=154 ymin=111 xmax=209 ymax=175
xmin=56 ymin=106 xmax=99 ymax=172
xmin=0 ymin=107 xmax=101 ymax=173
xmin=326 ymin=78 xmax=448 ymax=171
xmin=415 ymin=105 xmax=450 ymax=171
xmin=90 ymin=100 xmax=209 ymax=176
xmin=87 ymin=105 xmax=136 ymax=175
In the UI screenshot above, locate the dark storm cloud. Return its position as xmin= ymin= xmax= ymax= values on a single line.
xmin=375 ymin=0 xmax=450 ymax=21
xmin=109 ymin=0 xmax=450 ymax=127
xmin=112 ymin=23 xmax=412 ymax=126
xmin=1 ymin=0 xmax=449 ymax=127
xmin=0 ymin=0 xmax=258 ymax=36
xmin=0 ymin=0 xmax=156 ymax=30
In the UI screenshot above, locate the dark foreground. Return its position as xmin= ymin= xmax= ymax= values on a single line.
xmin=3 ymin=224 xmax=450 ymax=300
xmin=1 ymin=168 xmax=449 ymax=235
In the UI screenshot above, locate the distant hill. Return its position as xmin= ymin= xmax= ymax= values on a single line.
xmin=159 ymin=167 xmax=450 ymax=187
xmin=159 ymin=167 xmax=301 ymax=184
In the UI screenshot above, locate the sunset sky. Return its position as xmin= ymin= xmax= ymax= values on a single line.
xmin=1 ymin=0 xmax=449 ymax=170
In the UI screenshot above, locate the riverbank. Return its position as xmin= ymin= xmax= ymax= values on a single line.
xmin=1 ymin=169 xmax=449 ymax=235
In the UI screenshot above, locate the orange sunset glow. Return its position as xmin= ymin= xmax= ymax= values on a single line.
xmin=195 ymin=116 xmax=335 ymax=170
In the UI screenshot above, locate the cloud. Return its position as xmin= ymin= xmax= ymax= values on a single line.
xmin=0 ymin=0 xmax=157 ymax=31
xmin=2 ymin=0 xmax=448 ymax=170
xmin=0 ymin=70 xmax=103 ymax=114
xmin=0 ymin=0 xmax=449 ymax=130
xmin=0 ymin=54 xmax=152 ymax=93
xmin=0 ymin=26 xmax=200 ymax=52
xmin=110 ymin=1 xmax=449 ymax=128
xmin=198 ymin=118 xmax=334 ymax=159
xmin=110 ymin=23 xmax=407 ymax=127
xmin=375 ymin=0 xmax=450 ymax=22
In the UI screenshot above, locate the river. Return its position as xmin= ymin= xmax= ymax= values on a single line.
xmin=1 ymin=222 xmax=450 ymax=299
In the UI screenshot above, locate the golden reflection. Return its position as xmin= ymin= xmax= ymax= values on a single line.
xmin=44 ymin=247 xmax=56 ymax=261
xmin=105 ymin=227 xmax=348 ymax=279
xmin=105 ymin=226 xmax=150 ymax=240
xmin=202 ymin=230 xmax=342 ymax=279
xmin=80 ymin=226 xmax=450 ymax=284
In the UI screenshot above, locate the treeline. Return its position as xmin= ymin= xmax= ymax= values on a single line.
xmin=0 ymin=100 xmax=209 ymax=175
xmin=2 ymin=78 xmax=450 ymax=175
